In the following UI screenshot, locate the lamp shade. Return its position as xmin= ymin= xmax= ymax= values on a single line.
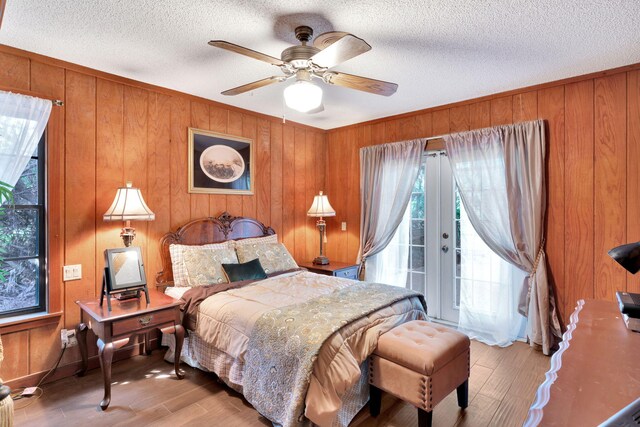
xmin=307 ymin=191 xmax=336 ymax=217
xmin=284 ymin=80 xmax=323 ymax=113
xmin=608 ymin=242 xmax=640 ymax=274
xmin=103 ymin=182 xmax=155 ymax=222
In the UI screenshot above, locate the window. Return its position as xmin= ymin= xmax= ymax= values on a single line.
xmin=0 ymin=135 xmax=46 ymax=317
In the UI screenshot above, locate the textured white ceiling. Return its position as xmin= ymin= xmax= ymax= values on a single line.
xmin=1 ymin=1 xmax=640 ymax=129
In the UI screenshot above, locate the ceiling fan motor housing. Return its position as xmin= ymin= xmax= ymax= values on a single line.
xmin=281 ymin=45 xmax=320 ymax=69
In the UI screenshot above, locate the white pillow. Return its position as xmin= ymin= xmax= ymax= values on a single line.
xmin=169 ymin=242 xmax=230 ymax=287
xmin=230 ymin=234 xmax=278 ymax=248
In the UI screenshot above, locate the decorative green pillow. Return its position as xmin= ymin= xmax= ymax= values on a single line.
xmin=222 ymin=258 xmax=267 ymax=282
xmin=182 ymin=247 xmax=238 ymax=286
xmin=235 ymin=242 xmax=298 ymax=274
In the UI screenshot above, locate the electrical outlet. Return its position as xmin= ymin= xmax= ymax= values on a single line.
xmin=66 ymin=329 xmax=78 ymax=347
xmin=63 ymin=264 xmax=82 ymax=281
xmin=60 ymin=328 xmax=68 ymax=348
xmin=60 ymin=329 xmax=78 ymax=348
xmin=341 ymin=222 xmax=347 ymax=231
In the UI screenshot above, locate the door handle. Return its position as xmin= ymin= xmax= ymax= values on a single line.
xmin=441 ymin=245 xmax=449 ymax=253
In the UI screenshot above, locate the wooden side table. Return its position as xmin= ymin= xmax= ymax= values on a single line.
xmin=75 ymin=289 xmax=184 ymax=410
xmin=298 ymin=261 xmax=359 ymax=280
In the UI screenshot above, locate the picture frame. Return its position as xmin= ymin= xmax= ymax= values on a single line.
xmin=188 ymin=127 xmax=254 ymax=195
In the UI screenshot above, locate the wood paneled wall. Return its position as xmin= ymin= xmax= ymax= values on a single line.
xmin=1 ymin=40 xmax=639 ymax=383
xmin=326 ymin=67 xmax=640 ymax=323
xmin=0 ymin=45 xmax=325 ymax=384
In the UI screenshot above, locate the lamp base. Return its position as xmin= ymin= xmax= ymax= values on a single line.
xmin=121 ymin=226 xmax=136 ymax=247
xmin=312 ymin=256 xmax=330 ymax=265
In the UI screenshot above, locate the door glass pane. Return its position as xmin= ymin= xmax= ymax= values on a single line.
xmin=411 ymin=246 xmax=425 ymax=272
xmin=410 ymin=193 xmax=424 ymax=219
xmin=410 ymin=272 xmax=426 ymax=294
xmin=411 ymin=220 xmax=424 ymax=245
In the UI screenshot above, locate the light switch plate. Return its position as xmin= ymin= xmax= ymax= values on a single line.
xmin=63 ymin=264 xmax=82 ymax=281
xmin=341 ymin=222 xmax=347 ymax=231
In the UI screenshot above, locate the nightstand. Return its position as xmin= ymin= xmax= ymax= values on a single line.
xmin=75 ymin=289 xmax=184 ymax=410
xmin=299 ymin=261 xmax=360 ymax=280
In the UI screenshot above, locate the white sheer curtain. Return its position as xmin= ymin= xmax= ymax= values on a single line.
xmin=365 ymin=205 xmax=410 ymax=286
xmin=358 ymin=139 xmax=427 ymax=286
xmin=0 ymin=91 xmax=52 ymax=203
xmin=458 ymin=197 xmax=527 ymax=346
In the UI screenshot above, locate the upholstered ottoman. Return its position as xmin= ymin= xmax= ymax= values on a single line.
xmin=369 ymin=320 xmax=470 ymax=427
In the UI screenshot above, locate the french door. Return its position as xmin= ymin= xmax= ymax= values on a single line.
xmin=406 ymin=151 xmax=461 ymax=323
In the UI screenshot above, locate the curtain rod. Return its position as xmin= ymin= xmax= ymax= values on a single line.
xmin=1 ymin=86 xmax=65 ymax=106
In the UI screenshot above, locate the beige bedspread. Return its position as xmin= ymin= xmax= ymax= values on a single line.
xmin=195 ymin=270 xmax=427 ymax=426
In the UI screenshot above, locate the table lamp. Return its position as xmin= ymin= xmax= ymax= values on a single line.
xmin=608 ymin=242 xmax=640 ymax=332
xmin=608 ymin=242 xmax=640 ymax=274
xmin=103 ymin=182 xmax=155 ymax=247
xmin=307 ymin=191 xmax=336 ymax=265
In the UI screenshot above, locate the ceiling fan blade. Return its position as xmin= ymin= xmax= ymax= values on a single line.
xmin=221 ymin=76 xmax=284 ymax=96
xmin=326 ymin=72 xmax=398 ymax=96
xmin=209 ymin=40 xmax=284 ymax=66
xmin=0 ymin=0 xmax=6 ymax=29
xmin=310 ymin=34 xmax=371 ymax=68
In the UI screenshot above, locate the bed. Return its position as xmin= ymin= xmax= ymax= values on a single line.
xmin=155 ymin=212 xmax=427 ymax=427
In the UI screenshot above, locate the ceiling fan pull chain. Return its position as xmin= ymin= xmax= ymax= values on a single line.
xmin=282 ymin=95 xmax=286 ymax=124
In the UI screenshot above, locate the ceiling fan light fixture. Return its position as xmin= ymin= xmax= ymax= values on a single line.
xmin=283 ymin=80 xmax=323 ymax=113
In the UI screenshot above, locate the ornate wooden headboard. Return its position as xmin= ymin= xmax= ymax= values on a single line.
xmin=156 ymin=211 xmax=275 ymax=287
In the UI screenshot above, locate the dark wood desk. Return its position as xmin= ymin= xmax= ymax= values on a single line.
xmin=525 ymin=299 xmax=640 ymax=426
xmin=76 ymin=289 xmax=184 ymax=410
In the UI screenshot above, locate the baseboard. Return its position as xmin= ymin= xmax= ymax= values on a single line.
xmin=6 ymin=337 xmax=161 ymax=389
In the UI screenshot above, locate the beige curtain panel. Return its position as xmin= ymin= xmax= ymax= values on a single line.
xmin=357 ymin=139 xmax=427 ymax=281
xmin=444 ymin=120 xmax=562 ymax=355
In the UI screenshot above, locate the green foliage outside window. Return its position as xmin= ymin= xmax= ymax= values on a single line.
xmin=0 ymin=181 xmax=14 ymax=283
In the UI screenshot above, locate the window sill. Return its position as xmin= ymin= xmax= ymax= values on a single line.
xmin=0 ymin=311 xmax=63 ymax=334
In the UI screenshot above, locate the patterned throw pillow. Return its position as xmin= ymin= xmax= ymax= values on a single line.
xmin=235 ymin=242 xmax=298 ymax=274
xmin=230 ymin=234 xmax=278 ymax=248
xmin=182 ymin=247 xmax=239 ymax=287
xmin=169 ymin=242 xmax=231 ymax=287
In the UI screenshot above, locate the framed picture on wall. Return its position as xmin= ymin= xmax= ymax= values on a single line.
xmin=188 ymin=128 xmax=254 ymax=195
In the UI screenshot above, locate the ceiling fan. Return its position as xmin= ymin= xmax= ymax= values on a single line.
xmin=209 ymin=26 xmax=398 ymax=113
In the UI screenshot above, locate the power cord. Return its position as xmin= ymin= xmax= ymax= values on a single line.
xmin=11 ymin=343 xmax=67 ymax=409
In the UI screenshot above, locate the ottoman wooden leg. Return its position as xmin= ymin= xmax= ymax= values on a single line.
xmin=418 ymin=408 xmax=433 ymax=427
xmin=457 ymin=379 xmax=469 ymax=409
xmin=369 ymin=385 xmax=382 ymax=417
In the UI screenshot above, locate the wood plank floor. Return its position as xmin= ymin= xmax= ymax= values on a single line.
xmin=14 ymin=340 xmax=548 ymax=427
